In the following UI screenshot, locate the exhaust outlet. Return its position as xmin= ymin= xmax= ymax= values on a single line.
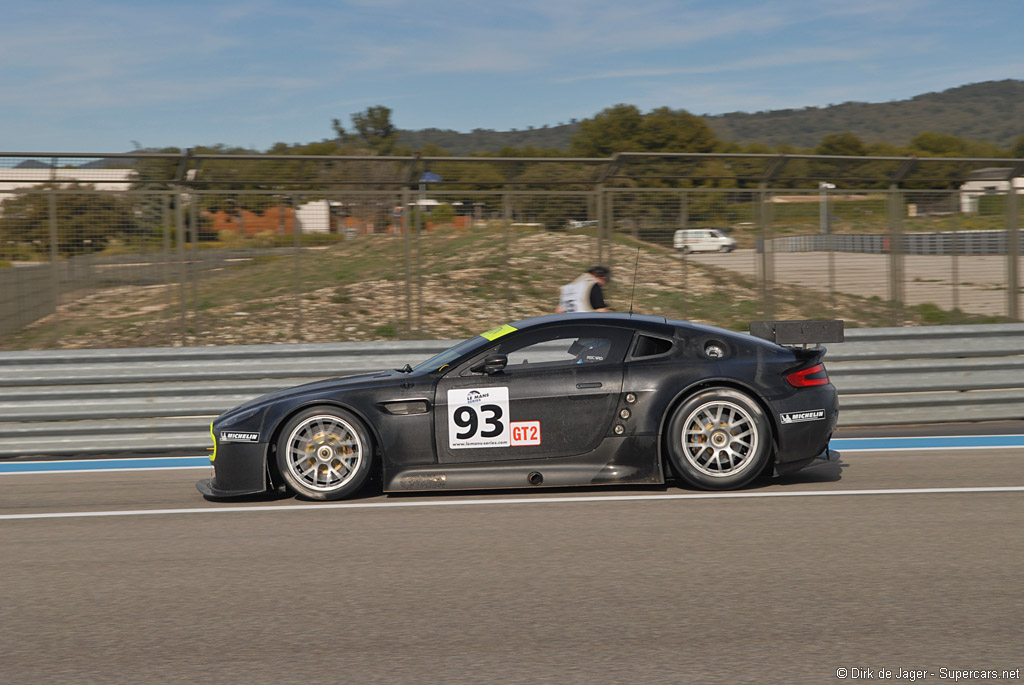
xmin=528 ymin=471 xmax=543 ymax=486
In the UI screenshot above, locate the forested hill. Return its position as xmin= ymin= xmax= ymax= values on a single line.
xmin=706 ymin=80 xmax=1024 ymax=148
xmin=397 ymin=123 xmax=581 ymax=156
xmin=395 ymin=80 xmax=1023 ymax=154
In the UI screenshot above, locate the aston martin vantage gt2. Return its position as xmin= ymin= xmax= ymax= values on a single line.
xmin=197 ymin=313 xmax=841 ymax=501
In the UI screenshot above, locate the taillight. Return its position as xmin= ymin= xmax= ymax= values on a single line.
xmin=786 ymin=363 xmax=830 ymax=387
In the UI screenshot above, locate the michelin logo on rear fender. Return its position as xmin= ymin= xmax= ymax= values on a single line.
xmin=780 ymin=409 xmax=825 ymax=424
xmin=220 ymin=431 xmax=260 ymax=442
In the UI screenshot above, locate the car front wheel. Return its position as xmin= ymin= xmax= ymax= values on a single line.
xmin=276 ymin=406 xmax=374 ymax=500
xmin=665 ymin=388 xmax=771 ymax=490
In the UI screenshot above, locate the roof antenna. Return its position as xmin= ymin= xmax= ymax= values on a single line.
xmin=628 ymin=246 xmax=640 ymax=315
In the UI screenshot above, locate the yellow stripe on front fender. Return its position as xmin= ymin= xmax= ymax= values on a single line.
xmin=209 ymin=422 xmax=217 ymax=463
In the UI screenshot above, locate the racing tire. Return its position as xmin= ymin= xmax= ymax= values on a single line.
xmin=680 ymin=246 xmax=692 ymax=254
xmin=275 ymin=405 xmax=374 ymax=501
xmin=665 ymin=388 xmax=771 ymax=490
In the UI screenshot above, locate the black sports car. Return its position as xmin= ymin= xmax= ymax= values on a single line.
xmin=197 ymin=313 xmax=840 ymax=501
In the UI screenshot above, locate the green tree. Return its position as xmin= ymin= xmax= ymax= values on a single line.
xmin=909 ymin=132 xmax=969 ymax=157
xmin=637 ymin=106 xmax=719 ymax=153
xmin=569 ymin=104 xmax=718 ymax=157
xmin=567 ymin=104 xmax=645 ymax=156
xmin=569 ymin=105 xmax=721 ymax=191
xmin=815 ymin=132 xmax=868 ymax=156
xmin=0 ymin=183 xmax=138 ymax=257
xmin=419 ymin=142 xmax=450 ymax=157
xmin=1012 ymin=135 xmax=1024 ymax=158
xmin=334 ymin=105 xmax=399 ymax=155
xmin=127 ymin=146 xmax=182 ymax=245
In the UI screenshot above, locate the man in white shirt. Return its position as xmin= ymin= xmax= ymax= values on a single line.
xmin=556 ymin=265 xmax=612 ymax=313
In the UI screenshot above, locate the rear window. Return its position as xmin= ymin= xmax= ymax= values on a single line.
xmin=632 ymin=335 xmax=673 ymax=358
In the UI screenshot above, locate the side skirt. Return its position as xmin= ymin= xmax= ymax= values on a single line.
xmin=384 ymin=436 xmax=663 ymax=492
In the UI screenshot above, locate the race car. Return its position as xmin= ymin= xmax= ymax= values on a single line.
xmin=197 ymin=313 xmax=840 ymax=501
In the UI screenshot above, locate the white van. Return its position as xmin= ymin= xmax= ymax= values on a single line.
xmin=673 ymin=228 xmax=737 ymax=253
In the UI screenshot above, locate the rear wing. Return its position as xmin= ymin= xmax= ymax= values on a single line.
xmin=749 ymin=320 xmax=844 ymax=347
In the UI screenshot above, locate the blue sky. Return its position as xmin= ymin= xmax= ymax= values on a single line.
xmin=2 ymin=0 xmax=1022 ymax=153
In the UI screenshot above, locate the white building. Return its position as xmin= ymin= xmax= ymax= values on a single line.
xmin=959 ymin=167 xmax=1024 ymax=213
xmin=0 ymin=167 xmax=137 ymax=209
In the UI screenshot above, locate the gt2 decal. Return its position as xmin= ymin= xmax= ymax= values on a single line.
xmin=447 ymin=387 xmax=510 ymax=449
xmin=510 ymin=421 xmax=541 ymax=446
xmin=780 ymin=409 xmax=826 ymax=424
xmin=220 ymin=431 xmax=260 ymax=442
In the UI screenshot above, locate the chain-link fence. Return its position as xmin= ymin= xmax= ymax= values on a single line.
xmin=1 ymin=152 xmax=1021 ymax=349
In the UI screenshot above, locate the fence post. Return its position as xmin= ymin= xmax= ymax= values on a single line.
xmin=189 ymin=199 xmax=200 ymax=340
xmin=162 ymin=195 xmax=172 ymax=338
xmin=606 ymin=190 xmax=615 ymax=276
xmin=47 ymin=190 xmax=60 ymax=347
xmin=888 ymin=184 xmax=905 ymax=325
xmin=293 ymin=194 xmax=303 ymax=341
xmin=758 ymin=182 xmax=774 ymax=320
xmin=596 ymin=186 xmax=605 ymax=265
xmin=679 ymin=190 xmax=688 ymax=319
xmin=1008 ymin=185 xmax=1020 ymax=321
xmin=415 ymin=189 xmax=423 ymax=336
xmin=402 ymin=188 xmax=411 ymax=337
xmin=503 ymin=192 xmax=511 ymax=320
xmin=951 ymin=197 xmax=961 ymax=322
xmin=175 ymin=192 xmax=187 ymax=345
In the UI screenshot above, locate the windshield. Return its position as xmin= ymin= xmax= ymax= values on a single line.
xmin=411 ymin=336 xmax=489 ymax=373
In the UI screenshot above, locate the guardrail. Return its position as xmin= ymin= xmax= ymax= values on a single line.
xmin=1 ymin=324 xmax=1022 ymax=458
xmin=770 ymin=229 xmax=1024 ymax=255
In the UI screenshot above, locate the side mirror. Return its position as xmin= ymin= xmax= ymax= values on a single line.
xmin=472 ymin=353 xmax=508 ymax=375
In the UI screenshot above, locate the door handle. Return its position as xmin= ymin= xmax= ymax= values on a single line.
xmin=576 ymin=382 xmax=602 ymax=389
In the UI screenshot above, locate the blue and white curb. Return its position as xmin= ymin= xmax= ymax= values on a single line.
xmin=832 ymin=434 xmax=1024 ymax=451
xmin=3 ymin=434 xmax=1024 ymax=474
xmin=0 ymin=456 xmax=212 ymax=474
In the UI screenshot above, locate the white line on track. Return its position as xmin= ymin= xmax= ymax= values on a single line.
xmin=2 ymin=486 xmax=1021 ymax=521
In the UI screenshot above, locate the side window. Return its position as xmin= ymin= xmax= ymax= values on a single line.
xmin=504 ymin=336 xmax=613 ymax=368
xmin=632 ymin=334 xmax=673 ymax=359
xmin=470 ymin=325 xmax=632 ymax=374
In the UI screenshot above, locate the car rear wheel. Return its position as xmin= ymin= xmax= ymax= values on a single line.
xmin=665 ymin=388 xmax=770 ymax=490
xmin=276 ymin=406 xmax=373 ymax=500
xmin=680 ymin=246 xmax=691 ymax=254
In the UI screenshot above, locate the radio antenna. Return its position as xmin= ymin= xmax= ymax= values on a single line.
xmin=628 ymin=247 xmax=640 ymax=314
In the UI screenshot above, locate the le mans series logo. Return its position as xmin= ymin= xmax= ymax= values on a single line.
xmin=780 ymin=409 xmax=826 ymax=424
xmin=465 ymin=390 xmax=490 ymax=405
xmin=220 ymin=431 xmax=260 ymax=442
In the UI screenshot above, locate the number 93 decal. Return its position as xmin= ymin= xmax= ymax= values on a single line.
xmin=447 ymin=388 xmax=510 ymax=449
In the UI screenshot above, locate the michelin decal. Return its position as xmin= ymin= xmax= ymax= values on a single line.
xmin=220 ymin=431 xmax=260 ymax=442
xmin=780 ymin=409 xmax=825 ymax=424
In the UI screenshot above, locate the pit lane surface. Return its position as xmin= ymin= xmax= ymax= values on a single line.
xmin=2 ymin=448 xmax=1022 ymax=683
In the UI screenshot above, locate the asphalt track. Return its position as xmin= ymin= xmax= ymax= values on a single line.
xmin=2 ymin=435 xmax=1022 ymax=683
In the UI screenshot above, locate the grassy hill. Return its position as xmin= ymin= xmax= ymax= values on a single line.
xmin=3 ymin=226 xmax=1003 ymax=351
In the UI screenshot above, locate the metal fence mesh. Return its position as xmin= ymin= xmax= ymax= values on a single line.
xmin=1 ymin=152 xmax=1021 ymax=349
